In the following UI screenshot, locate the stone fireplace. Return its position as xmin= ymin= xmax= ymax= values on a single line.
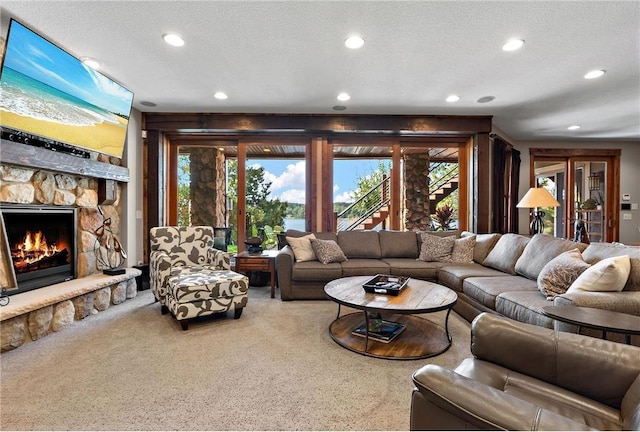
xmin=0 ymin=145 xmax=139 ymax=353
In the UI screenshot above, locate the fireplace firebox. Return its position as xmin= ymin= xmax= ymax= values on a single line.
xmin=1 ymin=205 xmax=77 ymax=295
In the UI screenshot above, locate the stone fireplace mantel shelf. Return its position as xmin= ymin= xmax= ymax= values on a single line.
xmin=0 ymin=268 xmax=141 ymax=322
xmin=0 ymin=139 xmax=130 ymax=182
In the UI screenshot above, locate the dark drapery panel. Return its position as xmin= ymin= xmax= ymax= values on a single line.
xmin=491 ymin=135 xmax=520 ymax=233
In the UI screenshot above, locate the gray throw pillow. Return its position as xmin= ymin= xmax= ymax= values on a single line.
xmin=310 ymin=239 xmax=348 ymax=264
xmin=537 ymin=248 xmax=591 ymax=299
xmin=482 ymin=233 xmax=530 ymax=275
xmin=418 ymin=233 xmax=455 ymax=262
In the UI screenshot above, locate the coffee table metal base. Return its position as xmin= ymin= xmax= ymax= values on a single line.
xmin=328 ymin=309 xmax=452 ymax=360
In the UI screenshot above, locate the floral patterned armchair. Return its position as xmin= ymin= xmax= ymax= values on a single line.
xmin=149 ymin=226 xmax=248 ymax=330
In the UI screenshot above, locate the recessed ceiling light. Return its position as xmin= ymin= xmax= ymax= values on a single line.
xmin=163 ymin=33 xmax=185 ymax=47
xmin=337 ymin=92 xmax=351 ymax=101
xmin=568 ymin=125 xmax=581 ymax=130
xmin=81 ymin=57 xmax=101 ymax=70
xmin=446 ymin=95 xmax=460 ymax=102
xmin=140 ymin=101 xmax=157 ymax=107
xmin=502 ymin=39 xmax=525 ymax=51
xmin=344 ymin=35 xmax=364 ymax=49
xmin=477 ymin=96 xmax=495 ymax=103
xmin=584 ymin=70 xmax=606 ymax=79
xmin=214 ymin=91 xmax=228 ymax=100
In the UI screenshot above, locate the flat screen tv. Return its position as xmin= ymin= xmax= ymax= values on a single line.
xmin=0 ymin=19 xmax=134 ymax=158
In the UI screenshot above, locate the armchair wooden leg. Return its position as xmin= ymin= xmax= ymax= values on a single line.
xmin=234 ymin=307 xmax=243 ymax=319
xmin=161 ymin=305 xmax=169 ymax=315
xmin=180 ymin=320 xmax=189 ymax=331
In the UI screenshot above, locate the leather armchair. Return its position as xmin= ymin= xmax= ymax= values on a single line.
xmin=411 ymin=313 xmax=640 ymax=430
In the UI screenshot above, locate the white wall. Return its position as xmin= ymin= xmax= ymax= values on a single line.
xmin=122 ymin=108 xmax=144 ymax=266
xmin=514 ymin=140 xmax=640 ymax=244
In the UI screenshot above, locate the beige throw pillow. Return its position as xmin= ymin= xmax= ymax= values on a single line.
xmin=418 ymin=233 xmax=455 ymax=262
xmin=566 ymin=255 xmax=631 ymax=293
xmin=537 ymin=249 xmax=591 ymax=299
xmin=286 ymin=233 xmax=317 ymax=262
xmin=450 ymin=235 xmax=476 ymax=263
xmin=310 ymin=239 xmax=348 ymax=265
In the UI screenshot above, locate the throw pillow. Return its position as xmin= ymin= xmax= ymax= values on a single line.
xmin=286 ymin=234 xmax=317 ymax=262
xmin=566 ymin=255 xmax=631 ymax=293
xmin=450 ymin=235 xmax=476 ymax=263
xmin=310 ymin=238 xmax=348 ymax=265
xmin=537 ymin=248 xmax=591 ymax=299
xmin=418 ymin=233 xmax=455 ymax=262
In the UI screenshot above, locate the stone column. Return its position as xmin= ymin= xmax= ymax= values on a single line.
xmin=403 ymin=153 xmax=431 ymax=231
xmin=189 ymin=149 xmax=226 ymax=227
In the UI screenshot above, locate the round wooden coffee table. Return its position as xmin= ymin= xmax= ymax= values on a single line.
xmin=324 ymin=276 xmax=457 ymax=360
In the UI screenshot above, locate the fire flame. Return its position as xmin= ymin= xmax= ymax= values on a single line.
xmin=16 ymin=230 xmax=60 ymax=264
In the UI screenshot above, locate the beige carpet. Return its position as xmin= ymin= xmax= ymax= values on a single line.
xmin=0 ymin=285 xmax=471 ymax=431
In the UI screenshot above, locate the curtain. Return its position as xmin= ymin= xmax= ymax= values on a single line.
xmin=491 ymin=135 xmax=520 ymax=233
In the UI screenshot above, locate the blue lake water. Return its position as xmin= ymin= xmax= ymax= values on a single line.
xmin=283 ymin=218 xmax=306 ymax=231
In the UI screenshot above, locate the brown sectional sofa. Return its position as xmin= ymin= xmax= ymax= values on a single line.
xmin=276 ymin=229 xmax=640 ymax=336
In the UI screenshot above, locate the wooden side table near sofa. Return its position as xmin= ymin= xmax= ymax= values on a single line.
xmin=543 ymin=305 xmax=640 ymax=345
xmin=235 ymin=249 xmax=278 ymax=298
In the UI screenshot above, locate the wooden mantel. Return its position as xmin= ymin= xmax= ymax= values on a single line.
xmin=0 ymin=139 xmax=130 ymax=182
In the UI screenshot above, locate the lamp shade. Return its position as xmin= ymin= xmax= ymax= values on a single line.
xmin=516 ymin=187 xmax=560 ymax=208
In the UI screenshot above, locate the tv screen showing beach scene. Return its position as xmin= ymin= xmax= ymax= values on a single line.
xmin=0 ymin=19 xmax=134 ymax=158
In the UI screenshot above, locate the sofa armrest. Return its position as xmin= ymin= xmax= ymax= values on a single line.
xmin=411 ymin=364 xmax=595 ymax=431
xmin=553 ymin=290 xmax=640 ymax=316
xmin=150 ymin=250 xmax=172 ymax=304
xmin=276 ymin=246 xmax=295 ymax=300
xmin=207 ymin=247 xmax=231 ymax=270
xmin=471 ymin=313 xmax=640 ymax=408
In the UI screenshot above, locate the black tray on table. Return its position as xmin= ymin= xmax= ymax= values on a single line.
xmin=362 ymin=274 xmax=409 ymax=296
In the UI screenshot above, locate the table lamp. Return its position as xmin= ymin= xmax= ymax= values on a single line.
xmin=516 ymin=187 xmax=560 ymax=235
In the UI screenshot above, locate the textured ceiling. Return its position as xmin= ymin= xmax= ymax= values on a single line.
xmin=1 ymin=1 xmax=638 ymax=142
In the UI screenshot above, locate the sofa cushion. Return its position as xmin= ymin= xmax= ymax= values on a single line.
xmin=566 ymin=255 xmax=631 ymax=293
xmin=463 ymin=276 xmax=538 ymax=310
xmin=437 ymin=263 xmax=511 ymax=291
xmin=337 ymin=231 xmax=381 ymax=259
xmin=495 ymin=290 xmax=555 ymax=329
xmin=381 ymin=258 xmax=445 ymax=280
xmin=418 ymin=233 xmax=455 ymax=262
xmin=291 ymin=261 xmax=343 ymax=281
xmin=583 ymin=243 xmax=640 ymax=291
xmin=462 ymin=232 xmax=501 ymax=264
xmin=482 ymin=234 xmax=530 ymax=275
xmin=450 ymin=235 xmax=476 ymax=263
xmin=515 ymin=234 xmax=588 ymax=281
xmin=537 ymin=248 xmax=591 ymax=299
xmin=310 ymin=239 xmax=348 ymax=264
xmin=286 ymin=233 xmax=317 ymax=262
xmin=379 ymin=230 xmax=419 ymax=258
xmin=340 ymin=259 xmax=390 ymax=277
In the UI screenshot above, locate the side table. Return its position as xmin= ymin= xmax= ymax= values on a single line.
xmin=234 ymin=249 xmax=279 ymax=298
xmin=542 ymin=306 xmax=640 ymax=345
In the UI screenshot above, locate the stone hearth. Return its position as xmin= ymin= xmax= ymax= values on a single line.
xmin=0 ymin=160 xmax=137 ymax=353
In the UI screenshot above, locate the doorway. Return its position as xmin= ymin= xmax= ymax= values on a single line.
xmin=530 ymin=149 xmax=620 ymax=242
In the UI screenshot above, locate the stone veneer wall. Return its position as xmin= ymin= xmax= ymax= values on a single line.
xmin=0 ymin=161 xmax=138 ymax=353
xmin=189 ymin=148 xmax=226 ymax=227
xmin=404 ymin=153 xmax=431 ymax=231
